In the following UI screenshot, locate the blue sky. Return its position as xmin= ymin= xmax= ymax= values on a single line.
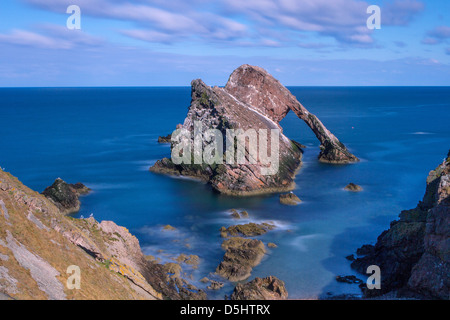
xmin=0 ymin=0 xmax=449 ymax=86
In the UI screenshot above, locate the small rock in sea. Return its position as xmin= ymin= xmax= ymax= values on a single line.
xmin=268 ymin=243 xmax=278 ymax=248
xmin=240 ymin=211 xmax=249 ymax=218
xmin=158 ymin=134 xmax=172 ymax=143
xmin=335 ymin=275 xmax=363 ymax=284
xmin=346 ymin=254 xmax=355 ymax=261
xmin=162 ymin=225 xmax=176 ymax=231
xmin=207 ymin=280 xmax=225 ymax=290
xmin=174 ymin=254 xmax=200 ymax=268
xmin=230 ymin=209 xmax=240 ymax=219
xmin=344 ymin=183 xmax=363 ymax=192
xmin=200 ymin=277 xmax=210 ymax=283
xmin=279 ymin=192 xmax=302 ymax=205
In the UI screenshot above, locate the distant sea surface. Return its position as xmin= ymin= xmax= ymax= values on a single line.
xmin=0 ymin=86 xmax=449 ymax=299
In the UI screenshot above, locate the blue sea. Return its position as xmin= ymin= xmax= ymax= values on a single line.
xmin=0 ymin=87 xmax=449 ymax=299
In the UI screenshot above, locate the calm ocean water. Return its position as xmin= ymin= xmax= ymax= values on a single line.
xmin=0 ymin=87 xmax=449 ymax=299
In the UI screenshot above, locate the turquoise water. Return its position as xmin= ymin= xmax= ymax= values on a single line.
xmin=0 ymin=87 xmax=449 ymax=299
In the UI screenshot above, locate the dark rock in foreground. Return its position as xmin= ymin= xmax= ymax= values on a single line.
xmin=231 ymin=276 xmax=288 ymax=300
xmin=356 ymin=244 xmax=375 ymax=256
xmin=216 ymin=237 xmax=266 ymax=282
xmin=351 ymin=150 xmax=450 ymax=299
xmin=42 ymin=178 xmax=90 ymax=215
xmin=151 ymin=65 xmax=358 ymax=196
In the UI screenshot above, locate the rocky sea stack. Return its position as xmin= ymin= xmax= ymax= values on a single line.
xmin=150 ymin=65 xmax=358 ymax=196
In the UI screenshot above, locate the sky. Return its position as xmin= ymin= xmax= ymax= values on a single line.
xmin=0 ymin=0 xmax=449 ymax=86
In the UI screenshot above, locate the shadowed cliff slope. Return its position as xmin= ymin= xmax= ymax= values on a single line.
xmin=351 ymin=150 xmax=449 ymax=299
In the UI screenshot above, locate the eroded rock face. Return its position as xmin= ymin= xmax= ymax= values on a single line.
xmin=351 ymin=150 xmax=450 ymax=299
xmin=230 ymin=276 xmax=288 ymax=300
xmin=225 ymin=65 xmax=358 ymax=164
xmin=151 ymin=65 xmax=358 ymax=196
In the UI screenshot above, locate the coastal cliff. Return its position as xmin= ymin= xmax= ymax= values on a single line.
xmin=351 ymin=150 xmax=450 ymax=299
xmin=151 ymin=65 xmax=358 ymax=195
xmin=0 ymin=168 xmax=205 ymax=300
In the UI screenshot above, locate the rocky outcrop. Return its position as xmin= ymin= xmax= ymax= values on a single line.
xmin=216 ymin=237 xmax=266 ymax=282
xmin=344 ymin=183 xmax=363 ymax=192
xmin=230 ymin=276 xmax=288 ymax=300
xmin=279 ymin=192 xmax=302 ymax=205
xmin=351 ymin=150 xmax=449 ymax=299
xmin=41 ymin=178 xmax=90 ymax=215
xmin=0 ymin=168 xmax=204 ymax=300
xmin=220 ymin=222 xmax=275 ymax=238
xmin=229 ymin=209 xmax=249 ymax=219
xmin=150 ymin=65 xmax=357 ymax=196
xmin=158 ymin=134 xmax=172 ymax=143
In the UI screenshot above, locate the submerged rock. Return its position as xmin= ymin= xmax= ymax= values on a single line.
xmin=174 ymin=254 xmax=200 ymax=269
xmin=240 ymin=211 xmax=249 ymax=218
xmin=231 ymin=276 xmax=288 ymax=300
xmin=351 ymin=150 xmax=450 ymax=299
xmin=207 ymin=280 xmax=224 ymax=290
xmin=216 ymin=237 xmax=266 ymax=282
xmin=229 ymin=209 xmax=249 ymax=219
xmin=344 ymin=183 xmax=363 ymax=192
xmin=150 ymin=65 xmax=358 ymax=196
xmin=41 ymin=178 xmax=90 ymax=215
xmin=162 ymin=225 xmax=177 ymax=231
xmin=279 ymin=192 xmax=302 ymax=205
xmin=336 ymin=275 xmax=363 ymax=284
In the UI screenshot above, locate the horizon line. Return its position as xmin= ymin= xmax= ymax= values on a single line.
xmin=1 ymin=85 xmax=450 ymax=89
